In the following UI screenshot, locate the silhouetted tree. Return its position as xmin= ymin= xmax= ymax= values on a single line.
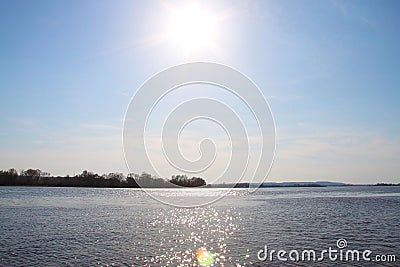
xmin=127 ymin=173 xmax=139 ymax=187
xmin=133 ymin=172 xmax=172 ymax=187
xmin=77 ymin=170 xmax=100 ymax=178
xmin=21 ymin=168 xmax=42 ymax=177
xmin=170 ymin=175 xmax=206 ymax=187
xmin=105 ymin=172 xmax=124 ymax=181
xmin=0 ymin=168 xmax=18 ymax=176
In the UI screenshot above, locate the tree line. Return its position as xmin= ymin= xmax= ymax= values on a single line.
xmin=0 ymin=168 xmax=206 ymax=188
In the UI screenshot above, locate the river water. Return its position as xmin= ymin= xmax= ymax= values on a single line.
xmin=0 ymin=186 xmax=399 ymax=266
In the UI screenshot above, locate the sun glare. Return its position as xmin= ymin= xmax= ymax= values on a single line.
xmin=166 ymin=4 xmax=217 ymax=53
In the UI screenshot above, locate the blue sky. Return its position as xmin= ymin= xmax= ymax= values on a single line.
xmin=0 ymin=0 xmax=399 ymax=183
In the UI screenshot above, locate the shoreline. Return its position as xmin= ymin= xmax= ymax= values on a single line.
xmin=1 ymin=183 xmax=399 ymax=189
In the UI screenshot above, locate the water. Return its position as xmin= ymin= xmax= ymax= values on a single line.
xmin=0 ymin=186 xmax=399 ymax=266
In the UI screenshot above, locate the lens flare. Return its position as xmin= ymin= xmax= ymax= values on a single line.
xmin=196 ymin=247 xmax=215 ymax=266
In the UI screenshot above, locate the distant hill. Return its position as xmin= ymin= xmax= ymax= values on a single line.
xmin=212 ymin=181 xmax=350 ymax=188
xmin=261 ymin=181 xmax=348 ymax=187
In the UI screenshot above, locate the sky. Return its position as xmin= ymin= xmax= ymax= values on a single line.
xmin=0 ymin=0 xmax=399 ymax=184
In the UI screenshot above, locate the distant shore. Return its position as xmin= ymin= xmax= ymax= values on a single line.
xmin=1 ymin=168 xmax=398 ymax=189
xmin=1 ymin=177 xmax=399 ymax=189
xmin=214 ymin=182 xmax=400 ymax=188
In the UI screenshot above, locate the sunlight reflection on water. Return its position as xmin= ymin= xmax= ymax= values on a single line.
xmin=140 ymin=207 xmax=249 ymax=266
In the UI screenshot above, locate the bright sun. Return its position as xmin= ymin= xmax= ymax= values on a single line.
xmin=166 ymin=4 xmax=217 ymax=53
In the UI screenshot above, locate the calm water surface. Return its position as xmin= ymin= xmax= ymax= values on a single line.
xmin=0 ymin=186 xmax=399 ymax=266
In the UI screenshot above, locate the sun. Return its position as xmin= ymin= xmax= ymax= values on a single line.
xmin=166 ymin=4 xmax=217 ymax=53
